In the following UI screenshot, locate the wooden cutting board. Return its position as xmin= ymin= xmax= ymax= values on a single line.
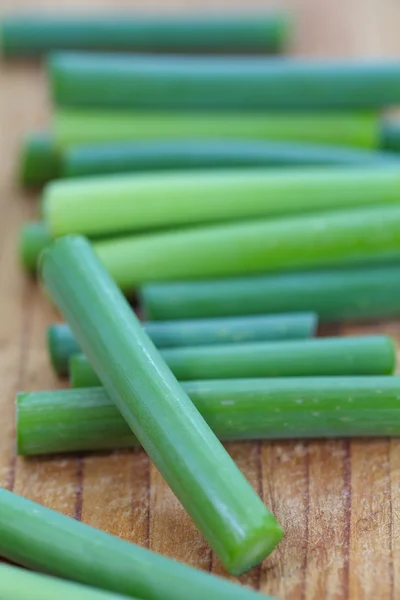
xmin=0 ymin=1 xmax=399 ymax=598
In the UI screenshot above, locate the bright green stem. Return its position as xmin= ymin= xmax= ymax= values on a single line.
xmin=43 ymin=166 xmax=400 ymax=237
xmin=0 ymin=562 xmax=133 ymax=600
xmin=49 ymin=313 xmax=317 ymax=376
xmin=0 ymin=489 xmax=274 ymax=600
xmin=54 ymin=109 xmax=379 ymax=148
xmin=48 ymin=54 xmax=400 ymax=110
xmin=19 ymin=221 xmax=53 ymax=273
xmin=20 ymin=132 xmax=61 ymax=186
xmin=69 ymin=335 xmax=396 ymax=388
xmin=89 ymin=205 xmax=400 ymax=292
xmin=17 ymin=377 xmax=400 ymax=455
xmin=40 ymin=236 xmax=283 ymax=575
xmin=0 ymin=14 xmax=289 ymax=56
xmin=139 ymin=264 xmax=400 ymax=321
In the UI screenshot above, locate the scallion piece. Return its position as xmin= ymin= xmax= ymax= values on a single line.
xmin=40 ymin=235 xmax=283 ymax=575
xmin=43 ymin=166 xmax=400 ymax=237
xmin=0 ymin=489 xmax=275 ymax=599
xmin=69 ymin=335 xmax=396 ymax=388
xmin=88 ymin=205 xmax=400 ymax=291
xmin=19 ymin=221 xmax=53 ymax=273
xmin=1 ymin=13 xmax=289 ymax=56
xmin=48 ymin=54 xmax=400 ymax=110
xmin=20 ymin=132 xmax=61 ymax=186
xmin=54 ymin=109 xmax=379 ymax=148
xmin=48 ymin=313 xmax=317 ymax=376
xmin=17 ymin=377 xmax=400 ymax=456
xmin=0 ymin=562 xmax=134 ymax=600
xmin=139 ymin=264 xmax=400 ymax=321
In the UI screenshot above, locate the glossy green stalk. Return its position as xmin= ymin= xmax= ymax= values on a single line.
xmin=69 ymin=335 xmax=396 ymax=388
xmin=49 ymin=313 xmax=317 ymax=376
xmin=54 ymin=109 xmax=379 ymax=148
xmin=40 ymin=236 xmax=283 ymax=575
xmin=0 ymin=489 xmax=274 ymax=600
xmin=17 ymin=377 xmax=400 ymax=455
xmin=139 ymin=264 xmax=400 ymax=321
xmin=20 ymin=132 xmax=61 ymax=186
xmin=0 ymin=562 xmax=133 ymax=600
xmin=19 ymin=221 xmax=53 ymax=273
xmin=90 ymin=205 xmax=400 ymax=292
xmin=49 ymin=54 xmax=400 ymax=110
xmin=43 ymin=166 xmax=400 ymax=237
xmin=0 ymin=13 xmax=289 ymax=56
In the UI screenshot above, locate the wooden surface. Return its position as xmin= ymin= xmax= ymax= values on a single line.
xmin=1 ymin=1 xmax=400 ymax=598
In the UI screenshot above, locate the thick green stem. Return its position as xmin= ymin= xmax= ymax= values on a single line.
xmin=19 ymin=221 xmax=53 ymax=273
xmin=48 ymin=54 xmax=400 ymax=110
xmin=49 ymin=313 xmax=317 ymax=376
xmin=138 ymin=264 xmax=400 ymax=321
xmin=19 ymin=132 xmax=61 ymax=186
xmin=69 ymin=335 xmax=396 ymax=388
xmin=17 ymin=378 xmax=400 ymax=455
xmin=0 ymin=489 xmax=274 ymax=600
xmin=40 ymin=236 xmax=283 ymax=575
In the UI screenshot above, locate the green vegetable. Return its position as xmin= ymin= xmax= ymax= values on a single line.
xmin=49 ymin=54 xmax=400 ymax=110
xmin=20 ymin=132 xmax=61 ymax=186
xmin=0 ymin=562 xmax=134 ymax=600
xmin=0 ymin=489 xmax=275 ymax=600
xmin=380 ymin=120 xmax=400 ymax=152
xmin=19 ymin=221 xmax=53 ymax=273
xmin=0 ymin=13 xmax=289 ymax=56
xmin=139 ymin=264 xmax=400 ymax=321
xmin=54 ymin=109 xmax=379 ymax=148
xmin=89 ymin=205 xmax=400 ymax=292
xmin=17 ymin=377 xmax=400 ymax=455
xmin=40 ymin=235 xmax=283 ymax=575
xmin=43 ymin=167 xmax=400 ymax=237
xmin=69 ymin=335 xmax=396 ymax=388
xmin=49 ymin=313 xmax=317 ymax=376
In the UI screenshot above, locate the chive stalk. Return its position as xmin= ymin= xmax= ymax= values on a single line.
xmin=48 ymin=54 xmax=400 ymax=110
xmin=43 ymin=167 xmax=400 ymax=237
xmin=0 ymin=562 xmax=134 ymax=600
xmin=49 ymin=313 xmax=317 ymax=376
xmin=40 ymin=236 xmax=283 ymax=575
xmin=89 ymin=205 xmax=400 ymax=292
xmin=19 ymin=221 xmax=53 ymax=273
xmin=139 ymin=264 xmax=400 ymax=321
xmin=0 ymin=14 xmax=289 ymax=56
xmin=69 ymin=335 xmax=396 ymax=388
xmin=17 ymin=377 xmax=400 ymax=455
xmin=54 ymin=109 xmax=379 ymax=148
xmin=20 ymin=132 xmax=61 ymax=186
xmin=0 ymin=489 xmax=274 ymax=600
xmin=380 ymin=120 xmax=400 ymax=152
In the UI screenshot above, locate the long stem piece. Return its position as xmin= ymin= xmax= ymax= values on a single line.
xmin=0 ymin=562 xmax=134 ymax=600
xmin=69 ymin=335 xmax=396 ymax=388
xmin=89 ymin=205 xmax=400 ymax=292
xmin=139 ymin=264 xmax=400 ymax=321
xmin=40 ymin=236 xmax=283 ymax=575
xmin=49 ymin=313 xmax=317 ymax=376
xmin=17 ymin=378 xmax=400 ymax=455
xmin=1 ymin=13 xmax=289 ymax=56
xmin=43 ymin=166 xmax=400 ymax=237
xmin=0 ymin=489 xmax=274 ymax=600
xmin=48 ymin=54 xmax=400 ymax=110
xmin=54 ymin=109 xmax=380 ymax=148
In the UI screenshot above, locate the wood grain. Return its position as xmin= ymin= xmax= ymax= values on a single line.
xmin=1 ymin=1 xmax=400 ymax=599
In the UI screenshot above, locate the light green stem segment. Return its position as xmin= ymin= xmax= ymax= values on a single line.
xmin=40 ymin=236 xmax=283 ymax=575
xmin=0 ymin=13 xmax=289 ymax=56
xmin=54 ymin=109 xmax=379 ymax=148
xmin=19 ymin=221 xmax=53 ymax=273
xmin=42 ymin=166 xmax=400 ymax=237
xmin=89 ymin=204 xmax=400 ymax=292
xmin=17 ymin=378 xmax=400 ymax=456
xmin=48 ymin=313 xmax=317 ymax=376
xmin=0 ymin=489 xmax=275 ymax=600
xmin=48 ymin=54 xmax=400 ymax=111
xmin=69 ymin=335 xmax=396 ymax=388
xmin=0 ymin=562 xmax=134 ymax=600
xmin=139 ymin=264 xmax=400 ymax=321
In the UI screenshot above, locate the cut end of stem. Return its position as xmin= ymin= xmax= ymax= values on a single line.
xmin=19 ymin=131 xmax=61 ymax=186
xmin=19 ymin=221 xmax=52 ymax=274
xmin=227 ymin=519 xmax=284 ymax=575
